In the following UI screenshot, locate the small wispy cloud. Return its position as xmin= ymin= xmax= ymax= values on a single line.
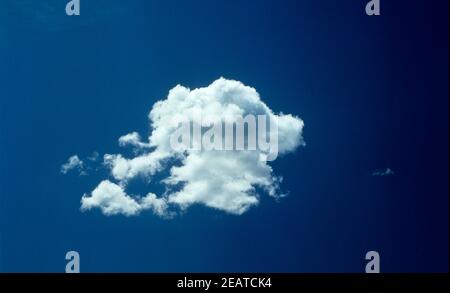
xmin=88 ymin=151 xmax=99 ymax=162
xmin=61 ymin=155 xmax=84 ymax=175
xmin=118 ymin=132 xmax=151 ymax=150
xmin=371 ymin=168 xmax=394 ymax=177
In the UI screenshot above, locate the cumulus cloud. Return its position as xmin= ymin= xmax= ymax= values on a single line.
xmin=118 ymin=132 xmax=151 ymax=149
xmin=164 ymin=151 xmax=278 ymax=214
xmin=371 ymin=168 xmax=394 ymax=177
xmin=80 ymin=78 xmax=304 ymax=216
xmin=61 ymin=155 xmax=84 ymax=175
xmin=103 ymin=151 xmax=169 ymax=182
xmin=80 ymin=180 xmax=169 ymax=217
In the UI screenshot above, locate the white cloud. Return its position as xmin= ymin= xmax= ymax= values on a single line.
xmin=140 ymin=193 xmax=170 ymax=217
xmin=80 ymin=180 xmax=170 ymax=217
xmin=165 ymin=151 xmax=277 ymax=215
xmin=81 ymin=180 xmax=141 ymax=216
xmin=118 ymin=132 xmax=151 ymax=149
xmin=103 ymin=151 xmax=169 ymax=182
xmin=80 ymin=78 xmax=304 ymax=216
xmin=61 ymin=155 xmax=84 ymax=175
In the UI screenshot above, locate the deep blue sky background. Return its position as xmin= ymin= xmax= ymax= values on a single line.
xmin=0 ymin=0 xmax=448 ymax=272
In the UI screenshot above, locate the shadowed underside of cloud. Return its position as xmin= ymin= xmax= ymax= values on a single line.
xmin=79 ymin=78 xmax=304 ymax=217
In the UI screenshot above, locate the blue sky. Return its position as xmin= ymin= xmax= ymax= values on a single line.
xmin=0 ymin=0 xmax=448 ymax=272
